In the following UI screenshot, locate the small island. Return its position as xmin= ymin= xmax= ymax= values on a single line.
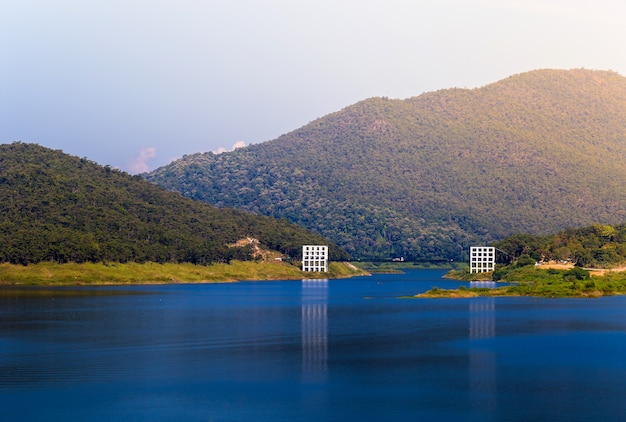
xmin=418 ymin=224 xmax=626 ymax=298
xmin=418 ymin=265 xmax=626 ymax=298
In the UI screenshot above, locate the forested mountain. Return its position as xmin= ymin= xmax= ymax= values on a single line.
xmin=146 ymin=69 xmax=626 ymax=261
xmin=0 ymin=143 xmax=347 ymax=264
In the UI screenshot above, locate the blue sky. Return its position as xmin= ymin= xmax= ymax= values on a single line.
xmin=2 ymin=0 xmax=624 ymax=173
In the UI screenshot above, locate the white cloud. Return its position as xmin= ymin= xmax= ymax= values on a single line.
xmin=214 ymin=141 xmax=246 ymax=155
xmin=127 ymin=147 xmax=157 ymax=174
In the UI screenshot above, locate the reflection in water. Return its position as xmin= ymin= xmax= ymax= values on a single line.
xmin=469 ymin=297 xmax=497 ymax=414
xmin=301 ymin=279 xmax=328 ymax=383
xmin=5 ymin=276 xmax=626 ymax=420
xmin=469 ymin=280 xmax=497 ymax=289
xmin=469 ymin=297 xmax=495 ymax=339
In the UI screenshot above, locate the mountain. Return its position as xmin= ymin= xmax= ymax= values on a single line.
xmin=146 ymin=69 xmax=626 ymax=261
xmin=0 ymin=143 xmax=347 ymax=264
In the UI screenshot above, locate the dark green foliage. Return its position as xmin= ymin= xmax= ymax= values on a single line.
xmin=493 ymin=223 xmax=626 ymax=268
xmin=515 ymin=254 xmax=536 ymax=267
xmin=0 ymin=143 xmax=347 ymax=264
xmin=461 ymin=265 xmax=626 ymax=297
xmin=563 ymin=267 xmax=590 ymax=281
xmin=492 ymin=234 xmax=549 ymax=262
xmin=491 ymin=268 xmax=506 ymax=281
xmin=146 ymin=69 xmax=626 ymax=260
xmin=496 ymin=266 xmax=626 ymax=297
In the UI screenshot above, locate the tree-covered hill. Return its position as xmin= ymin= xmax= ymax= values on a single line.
xmin=146 ymin=69 xmax=626 ymax=261
xmin=493 ymin=223 xmax=626 ymax=269
xmin=0 ymin=143 xmax=347 ymax=264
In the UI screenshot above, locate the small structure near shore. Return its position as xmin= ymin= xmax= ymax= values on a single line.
xmin=469 ymin=246 xmax=495 ymax=273
xmin=302 ymin=245 xmax=328 ymax=272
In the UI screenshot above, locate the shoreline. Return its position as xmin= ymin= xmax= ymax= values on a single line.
xmin=0 ymin=261 xmax=368 ymax=286
xmin=423 ymin=265 xmax=626 ymax=298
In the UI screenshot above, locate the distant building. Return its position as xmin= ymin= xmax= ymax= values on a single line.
xmin=469 ymin=246 xmax=495 ymax=273
xmin=302 ymin=245 xmax=328 ymax=272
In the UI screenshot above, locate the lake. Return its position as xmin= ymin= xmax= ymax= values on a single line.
xmin=2 ymin=269 xmax=626 ymax=421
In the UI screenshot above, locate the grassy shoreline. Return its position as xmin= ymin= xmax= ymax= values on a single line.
xmin=0 ymin=261 xmax=368 ymax=286
xmin=417 ymin=266 xmax=626 ymax=298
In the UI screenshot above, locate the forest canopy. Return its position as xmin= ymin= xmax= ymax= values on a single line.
xmin=492 ymin=223 xmax=626 ymax=269
xmin=0 ymin=143 xmax=347 ymax=265
xmin=147 ymin=69 xmax=626 ymax=261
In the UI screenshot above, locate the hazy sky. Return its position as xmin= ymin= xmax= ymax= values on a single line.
xmin=2 ymin=0 xmax=625 ymax=173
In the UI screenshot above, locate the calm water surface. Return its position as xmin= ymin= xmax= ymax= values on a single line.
xmin=2 ymin=269 xmax=626 ymax=421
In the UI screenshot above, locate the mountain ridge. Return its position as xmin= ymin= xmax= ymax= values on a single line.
xmin=146 ymin=69 xmax=626 ymax=260
xmin=0 ymin=142 xmax=347 ymax=264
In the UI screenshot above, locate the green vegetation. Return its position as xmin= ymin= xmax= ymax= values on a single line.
xmin=0 ymin=260 xmax=366 ymax=286
xmin=420 ymin=266 xmax=626 ymax=298
xmin=355 ymin=260 xmax=464 ymax=273
xmin=146 ymin=69 xmax=626 ymax=261
xmin=0 ymin=143 xmax=348 ymax=265
xmin=493 ymin=223 xmax=626 ymax=268
xmin=425 ymin=223 xmax=626 ymax=298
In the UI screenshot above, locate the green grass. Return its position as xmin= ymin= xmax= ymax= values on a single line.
xmin=0 ymin=260 xmax=367 ymax=286
xmin=420 ymin=266 xmax=626 ymax=298
xmin=352 ymin=261 xmax=463 ymax=273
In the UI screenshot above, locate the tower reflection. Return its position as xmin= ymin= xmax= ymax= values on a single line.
xmin=469 ymin=296 xmax=497 ymax=412
xmin=469 ymin=295 xmax=495 ymax=339
xmin=301 ymin=279 xmax=328 ymax=383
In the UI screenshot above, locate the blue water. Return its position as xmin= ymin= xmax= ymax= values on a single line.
xmin=2 ymin=269 xmax=626 ymax=421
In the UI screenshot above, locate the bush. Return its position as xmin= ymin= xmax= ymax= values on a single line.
xmin=492 ymin=268 xmax=507 ymax=281
xmin=516 ymin=255 xmax=536 ymax=267
xmin=564 ymin=267 xmax=590 ymax=281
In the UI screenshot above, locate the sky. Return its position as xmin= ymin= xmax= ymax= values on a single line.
xmin=2 ymin=0 xmax=625 ymax=173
